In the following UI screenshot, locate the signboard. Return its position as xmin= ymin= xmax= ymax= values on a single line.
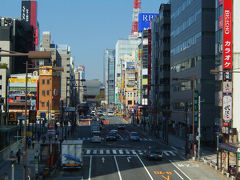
xmin=39 ymin=66 xmax=52 ymax=75
xmin=223 ymin=81 xmax=232 ymax=94
xmin=223 ymin=0 xmax=233 ymax=69
xmin=142 ymin=79 xmax=148 ymax=85
xmin=194 ymin=91 xmax=199 ymax=123
xmin=29 ymin=110 xmax=37 ymax=123
xmin=223 ymin=71 xmax=232 ymax=81
xmin=138 ymin=13 xmax=158 ymax=31
xmin=126 ymin=62 xmax=135 ymax=69
xmin=8 ymin=112 xmax=17 ymax=122
xmin=65 ymin=107 xmax=76 ymax=112
xmin=9 ymin=78 xmax=37 ymax=83
xmin=223 ymin=95 xmax=232 ymax=121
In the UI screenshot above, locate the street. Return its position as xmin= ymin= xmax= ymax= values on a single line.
xmin=46 ymin=116 xmax=226 ymax=180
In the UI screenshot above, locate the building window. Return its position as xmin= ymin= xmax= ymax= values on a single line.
xmin=41 ymin=102 xmax=45 ymax=107
xmin=42 ymin=90 xmax=45 ymax=96
xmin=0 ymin=85 xmax=2 ymax=90
xmin=42 ymin=79 xmax=45 ymax=84
xmin=47 ymin=79 xmax=50 ymax=84
xmin=47 ymin=101 xmax=50 ymax=107
xmin=47 ymin=90 xmax=50 ymax=96
xmin=0 ymin=75 xmax=2 ymax=80
xmin=128 ymin=100 xmax=132 ymax=105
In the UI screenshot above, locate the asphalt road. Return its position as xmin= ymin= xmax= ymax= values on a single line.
xmin=46 ymin=115 xmax=226 ymax=180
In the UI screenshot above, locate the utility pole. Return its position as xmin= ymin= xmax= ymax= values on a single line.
xmin=197 ymin=95 xmax=201 ymax=161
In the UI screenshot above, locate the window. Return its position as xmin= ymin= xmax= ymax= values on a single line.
xmin=42 ymin=79 xmax=45 ymax=84
xmin=42 ymin=90 xmax=45 ymax=96
xmin=41 ymin=102 xmax=45 ymax=107
xmin=0 ymin=85 xmax=2 ymax=90
xmin=47 ymin=101 xmax=50 ymax=107
xmin=128 ymin=100 xmax=132 ymax=105
xmin=47 ymin=79 xmax=50 ymax=84
xmin=0 ymin=75 xmax=2 ymax=80
xmin=47 ymin=90 xmax=50 ymax=96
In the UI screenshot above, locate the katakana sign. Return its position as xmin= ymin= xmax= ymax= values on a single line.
xmin=223 ymin=95 xmax=232 ymax=121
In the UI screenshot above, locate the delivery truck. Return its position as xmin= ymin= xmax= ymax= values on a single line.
xmin=61 ymin=140 xmax=83 ymax=169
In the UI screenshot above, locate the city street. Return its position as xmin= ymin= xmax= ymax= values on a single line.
xmin=46 ymin=116 xmax=226 ymax=180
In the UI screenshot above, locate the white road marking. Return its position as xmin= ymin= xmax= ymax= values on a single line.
xmin=114 ymin=156 xmax=123 ymax=180
xmin=112 ymin=150 xmax=117 ymax=154
xmin=138 ymin=150 xmax=142 ymax=153
xmin=127 ymin=156 xmax=131 ymax=162
xmin=100 ymin=150 xmax=103 ymax=154
xmin=148 ymin=138 xmax=152 ymax=141
xmin=171 ymin=146 xmax=178 ymax=151
xmin=143 ymin=138 xmax=148 ymax=141
xmin=163 ymin=151 xmax=170 ymax=156
xmin=101 ymin=157 xmax=105 ymax=163
xmin=93 ymin=150 xmax=97 ymax=154
xmin=169 ymin=151 xmax=176 ymax=156
xmin=169 ymin=160 xmax=191 ymax=180
xmin=86 ymin=150 xmax=91 ymax=155
xmin=125 ymin=149 xmax=130 ymax=154
xmin=106 ymin=150 xmax=110 ymax=154
xmin=174 ymin=170 xmax=184 ymax=180
xmin=119 ymin=150 xmax=124 ymax=155
xmin=131 ymin=150 xmax=136 ymax=155
xmin=136 ymin=154 xmax=154 ymax=180
xmin=88 ymin=156 xmax=92 ymax=180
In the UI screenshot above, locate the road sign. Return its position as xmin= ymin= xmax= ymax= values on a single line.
xmin=65 ymin=107 xmax=75 ymax=112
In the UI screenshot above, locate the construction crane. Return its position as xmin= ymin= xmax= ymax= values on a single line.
xmin=131 ymin=0 xmax=141 ymax=36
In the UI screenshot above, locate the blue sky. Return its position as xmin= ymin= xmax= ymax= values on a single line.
xmin=1 ymin=0 xmax=168 ymax=81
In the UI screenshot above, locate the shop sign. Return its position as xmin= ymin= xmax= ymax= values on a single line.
xmin=194 ymin=91 xmax=199 ymax=123
xmin=223 ymin=71 xmax=232 ymax=81
xmin=223 ymin=82 xmax=232 ymax=94
xmin=223 ymin=0 xmax=233 ymax=69
xmin=223 ymin=95 xmax=232 ymax=121
xmin=222 ymin=122 xmax=230 ymax=127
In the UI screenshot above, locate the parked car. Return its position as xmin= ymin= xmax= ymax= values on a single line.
xmin=110 ymin=129 xmax=118 ymax=133
xmin=91 ymin=135 xmax=102 ymax=143
xmin=106 ymin=133 xmax=117 ymax=141
xmin=129 ymin=132 xmax=140 ymax=141
xmin=107 ymin=111 xmax=114 ymax=116
xmin=146 ymin=147 xmax=163 ymax=160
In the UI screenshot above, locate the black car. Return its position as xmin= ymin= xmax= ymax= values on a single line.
xmin=146 ymin=147 xmax=163 ymax=160
xmin=106 ymin=133 xmax=117 ymax=141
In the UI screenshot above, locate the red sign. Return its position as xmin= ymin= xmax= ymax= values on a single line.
xmin=223 ymin=122 xmax=229 ymax=127
xmin=223 ymin=0 xmax=233 ymax=69
xmin=219 ymin=0 xmax=223 ymax=6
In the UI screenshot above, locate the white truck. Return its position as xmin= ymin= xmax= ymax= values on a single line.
xmin=61 ymin=140 xmax=83 ymax=169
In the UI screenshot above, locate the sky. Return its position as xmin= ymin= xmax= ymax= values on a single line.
xmin=0 ymin=0 xmax=168 ymax=81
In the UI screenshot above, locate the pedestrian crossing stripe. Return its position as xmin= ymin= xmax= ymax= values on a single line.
xmin=78 ymin=137 xmax=152 ymax=141
xmin=82 ymin=149 xmax=177 ymax=156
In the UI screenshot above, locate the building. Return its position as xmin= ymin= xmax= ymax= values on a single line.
xmin=170 ymin=0 xmax=216 ymax=144
xmin=151 ymin=4 xmax=171 ymax=142
xmin=104 ymin=49 xmax=115 ymax=106
xmin=38 ymin=66 xmax=61 ymax=122
xmin=115 ymin=39 xmax=139 ymax=110
xmin=84 ymin=79 xmax=101 ymax=104
xmin=75 ymin=65 xmax=86 ymax=104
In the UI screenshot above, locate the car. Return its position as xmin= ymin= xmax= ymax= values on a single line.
xmin=117 ymin=124 xmax=125 ymax=130
xmin=110 ymin=129 xmax=118 ymax=134
xmin=106 ymin=133 xmax=117 ymax=141
xmin=146 ymin=147 xmax=163 ymax=160
xmin=91 ymin=135 xmax=102 ymax=143
xmin=107 ymin=111 xmax=114 ymax=116
xmin=129 ymin=132 xmax=140 ymax=141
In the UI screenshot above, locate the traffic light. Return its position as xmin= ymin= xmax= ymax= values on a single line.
xmin=29 ymin=110 xmax=37 ymax=123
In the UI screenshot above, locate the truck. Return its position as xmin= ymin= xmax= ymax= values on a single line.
xmin=91 ymin=120 xmax=100 ymax=135
xmin=61 ymin=140 xmax=83 ymax=169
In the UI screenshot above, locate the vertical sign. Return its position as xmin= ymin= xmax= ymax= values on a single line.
xmin=194 ymin=91 xmax=199 ymax=123
xmin=223 ymin=0 xmax=233 ymax=69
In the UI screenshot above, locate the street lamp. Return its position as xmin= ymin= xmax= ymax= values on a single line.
xmin=0 ymin=50 xmax=51 ymax=180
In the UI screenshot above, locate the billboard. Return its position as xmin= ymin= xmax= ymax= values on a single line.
xmin=126 ymin=62 xmax=135 ymax=69
xmin=138 ymin=13 xmax=158 ymax=31
xmin=223 ymin=0 xmax=232 ymax=69
xmin=21 ymin=1 xmax=38 ymax=46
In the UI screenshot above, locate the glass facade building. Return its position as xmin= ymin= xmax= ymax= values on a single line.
xmin=170 ymin=0 xmax=216 ymax=144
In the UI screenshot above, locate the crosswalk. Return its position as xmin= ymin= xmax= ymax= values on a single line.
xmin=78 ymin=137 xmax=153 ymax=142
xmin=82 ymin=149 xmax=177 ymax=157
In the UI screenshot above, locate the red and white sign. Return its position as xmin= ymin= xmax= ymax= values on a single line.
xmin=223 ymin=0 xmax=233 ymax=69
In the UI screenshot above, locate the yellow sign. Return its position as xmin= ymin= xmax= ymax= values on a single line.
xmin=142 ymin=79 xmax=148 ymax=85
xmin=9 ymin=78 xmax=37 ymax=83
xmin=39 ymin=66 xmax=52 ymax=75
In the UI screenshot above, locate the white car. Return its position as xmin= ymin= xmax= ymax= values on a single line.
xmin=91 ymin=135 xmax=102 ymax=143
xmin=107 ymin=111 xmax=114 ymax=116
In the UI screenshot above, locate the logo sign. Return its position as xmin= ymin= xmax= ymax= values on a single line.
xmin=223 ymin=82 xmax=232 ymax=94
xmin=223 ymin=71 xmax=232 ymax=81
xmin=138 ymin=13 xmax=158 ymax=31
xmin=223 ymin=95 xmax=232 ymax=121
xmin=223 ymin=122 xmax=230 ymax=127
xmin=223 ymin=0 xmax=233 ymax=69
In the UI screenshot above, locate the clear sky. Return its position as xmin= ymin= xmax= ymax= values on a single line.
xmin=1 ymin=0 xmax=168 ymax=81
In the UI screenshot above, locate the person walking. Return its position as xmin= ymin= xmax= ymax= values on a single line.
xmin=32 ymin=138 xmax=35 ymax=149
xmin=16 ymin=149 xmax=21 ymax=164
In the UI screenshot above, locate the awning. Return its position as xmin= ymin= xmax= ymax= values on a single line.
xmin=219 ymin=143 xmax=240 ymax=153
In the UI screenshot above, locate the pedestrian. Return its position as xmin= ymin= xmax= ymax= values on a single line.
xmin=16 ymin=149 xmax=21 ymax=164
xmin=42 ymin=135 xmax=46 ymax=144
xmin=27 ymin=137 xmax=32 ymax=149
xmin=32 ymin=138 xmax=35 ymax=149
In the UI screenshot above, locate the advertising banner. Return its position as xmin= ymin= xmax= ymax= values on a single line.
xmin=223 ymin=0 xmax=233 ymax=69
xmin=138 ymin=13 xmax=158 ymax=31
xmin=126 ymin=62 xmax=135 ymax=69
xmin=223 ymin=95 xmax=232 ymax=121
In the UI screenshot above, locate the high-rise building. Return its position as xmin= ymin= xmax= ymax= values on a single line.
xmin=151 ymin=4 xmax=171 ymax=143
xmin=115 ymin=39 xmax=139 ymax=110
xmin=170 ymin=0 xmax=216 ymax=144
xmin=75 ymin=65 xmax=86 ymax=104
xmin=104 ymin=49 xmax=115 ymax=106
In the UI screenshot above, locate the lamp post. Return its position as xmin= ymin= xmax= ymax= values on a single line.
xmin=0 ymin=50 xmax=51 ymax=180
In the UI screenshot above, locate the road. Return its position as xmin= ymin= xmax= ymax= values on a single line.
xmin=46 ymin=116 xmax=226 ymax=180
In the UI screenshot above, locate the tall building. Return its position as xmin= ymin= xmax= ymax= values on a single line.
xmin=170 ymin=0 xmax=216 ymax=144
xmin=115 ymin=39 xmax=139 ymax=110
xmin=151 ymin=4 xmax=171 ymax=142
xmin=104 ymin=49 xmax=115 ymax=106
xmin=75 ymin=65 xmax=86 ymax=104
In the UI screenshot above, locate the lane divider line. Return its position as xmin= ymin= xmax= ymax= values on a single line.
xmin=136 ymin=154 xmax=154 ymax=180
xmin=169 ymin=160 xmax=191 ymax=180
xmin=174 ymin=170 xmax=184 ymax=180
xmin=114 ymin=155 xmax=123 ymax=180
xmin=88 ymin=155 xmax=92 ymax=180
